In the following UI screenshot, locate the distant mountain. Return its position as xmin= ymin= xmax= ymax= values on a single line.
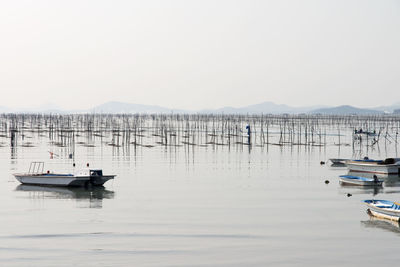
xmin=21 ymin=103 xmax=67 ymax=114
xmin=372 ymin=103 xmax=400 ymax=113
xmin=0 ymin=101 xmax=397 ymax=115
xmin=0 ymin=106 xmax=12 ymax=113
xmin=204 ymin=101 xmax=328 ymax=114
xmin=90 ymin=101 xmax=328 ymax=114
xmin=310 ymin=105 xmax=384 ymax=115
xmin=0 ymin=103 xmax=67 ymax=114
xmin=90 ymin=101 xmax=186 ymax=114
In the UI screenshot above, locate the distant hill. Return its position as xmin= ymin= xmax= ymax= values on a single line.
xmin=0 ymin=101 xmax=397 ymax=115
xmin=0 ymin=103 xmax=67 ymax=114
xmin=0 ymin=105 xmax=12 ymax=113
xmin=90 ymin=101 xmax=185 ymax=114
xmin=310 ymin=105 xmax=384 ymax=115
xmin=372 ymin=103 xmax=400 ymax=113
xmin=91 ymin=101 xmax=324 ymax=114
xmin=204 ymin=101 xmax=327 ymax=114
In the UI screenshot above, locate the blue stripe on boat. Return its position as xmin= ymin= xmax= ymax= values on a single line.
xmin=43 ymin=174 xmax=74 ymax=176
xmin=353 ymin=159 xmax=383 ymax=163
xmin=364 ymin=200 xmax=400 ymax=210
xmin=340 ymin=175 xmax=376 ymax=181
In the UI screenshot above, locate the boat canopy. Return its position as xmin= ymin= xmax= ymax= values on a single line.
xmin=74 ymin=168 xmax=103 ymax=177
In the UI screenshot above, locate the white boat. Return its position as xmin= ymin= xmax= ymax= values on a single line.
xmin=13 ymin=162 xmax=116 ymax=187
xmin=329 ymin=159 xmax=349 ymax=166
xmin=364 ymin=200 xmax=400 ymax=221
xmin=339 ymin=175 xmax=383 ymax=186
xmin=346 ymin=158 xmax=400 ymax=175
xmin=329 ymin=157 xmax=374 ymax=167
xmin=329 ymin=158 xmax=351 ymax=167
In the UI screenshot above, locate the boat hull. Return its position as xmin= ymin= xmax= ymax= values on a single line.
xmin=339 ymin=175 xmax=383 ymax=186
xmin=364 ymin=200 xmax=400 ymax=221
xmin=89 ymin=175 xmax=115 ymax=186
xmin=13 ymin=174 xmax=89 ymax=186
xmin=368 ymin=209 xmax=400 ymax=222
xmin=329 ymin=158 xmax=349 ymax=166
xmin=347 ymin=162 xmax=400 ymax=175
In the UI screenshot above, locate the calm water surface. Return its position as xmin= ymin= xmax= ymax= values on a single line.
xmin=1 ymin=133 xmax=400 ymax=266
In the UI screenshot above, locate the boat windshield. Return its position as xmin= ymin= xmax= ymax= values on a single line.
xmin=90 ymin=170 xmax=103 ymax=176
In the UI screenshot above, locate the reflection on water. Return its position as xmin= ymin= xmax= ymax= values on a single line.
xmin=338 ymin=181 xmax=400 ymax=196
xmin=330 ymin=163 xmax=347 ymax=168
xmin=337 ymin=172 xmax=400 ymax=196
xmin=383 ymin=175 xmax=400 ymax=187
xmin=15 ymin=185 xmax=115 ymax=208
xmin=338 ymin=184 xmax=382 ymax=196
xmin=361 ymin=215 xmax=400 ymax=235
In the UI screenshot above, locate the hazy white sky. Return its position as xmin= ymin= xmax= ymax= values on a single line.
xmin=0 ymin=0 xmax=399 ymax=110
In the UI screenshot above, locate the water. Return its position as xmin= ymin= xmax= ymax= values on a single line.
xmin=1 ymin=129 xmax=400 ymax=266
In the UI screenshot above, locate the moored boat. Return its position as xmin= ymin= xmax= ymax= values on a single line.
xmin=364 ymin=200 xmax=400 ymax=222
xmin=339 ymin=175 xmax=383 ymax=186
xmin=329 ymin=157 xmax=376 ymax=167
xmin=13 ymin=162 xmax=116 ymax=187
xmin=346 ymin=158 xmax=400 ymax=175
xmin=329 ymin=158 xmax=350 ymax=166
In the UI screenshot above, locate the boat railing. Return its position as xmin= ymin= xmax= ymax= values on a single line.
xmin=28 ymin=162 xmax=44 ymax=174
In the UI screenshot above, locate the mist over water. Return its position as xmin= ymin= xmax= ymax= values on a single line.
xmin=1 ymin=114 xmax=400 ymax=266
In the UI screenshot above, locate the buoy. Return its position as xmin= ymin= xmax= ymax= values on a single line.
xmin=325 ymin=180 xmax=329 ymax=184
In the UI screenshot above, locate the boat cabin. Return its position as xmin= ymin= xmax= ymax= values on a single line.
xmin=74 ymin=169 xmax=104 ymax=177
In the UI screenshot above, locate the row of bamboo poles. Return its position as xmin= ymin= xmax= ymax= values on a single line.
xmin=1 ymin=113 xmax=400 ymax=151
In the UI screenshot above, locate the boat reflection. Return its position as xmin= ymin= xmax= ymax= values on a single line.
xmin=330 ymin=163 xmax=347 ymax=168
xmin=337 ymin=171 xmax=400 ymax=196
xmin=338 ymin=184 xmax=382 ymax=196
xmin=15 ymin=184 xmax=115 ymax=208
xmin=361 ymin=214 xmax=400 ymax=235
xmin=329 ymin=158 xmax=349 ymax=167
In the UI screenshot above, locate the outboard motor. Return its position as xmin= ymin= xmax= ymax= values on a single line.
xmin=384 ymin=158 xmax=395 ymax=165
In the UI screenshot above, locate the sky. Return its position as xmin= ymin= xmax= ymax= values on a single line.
xmin=0 ymin=0 xmax=399 ymax=110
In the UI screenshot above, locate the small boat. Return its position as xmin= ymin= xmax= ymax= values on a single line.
xmin=329 ymin=158 xmax=350 ymax=166
xmin=346 ymin=158 xmax=400 ymax=175
xmin=364 ymin=200 xmax=400 ymax=221
xmin=13 ymin=162 xmax=116 ymax=187
xmin=354 ymin=129 xmax=377 ymax=136
xmin=329 ymin=157 xmax=375 ymax=167
xmin=339 ymin=175 xmax=383 ymax=186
